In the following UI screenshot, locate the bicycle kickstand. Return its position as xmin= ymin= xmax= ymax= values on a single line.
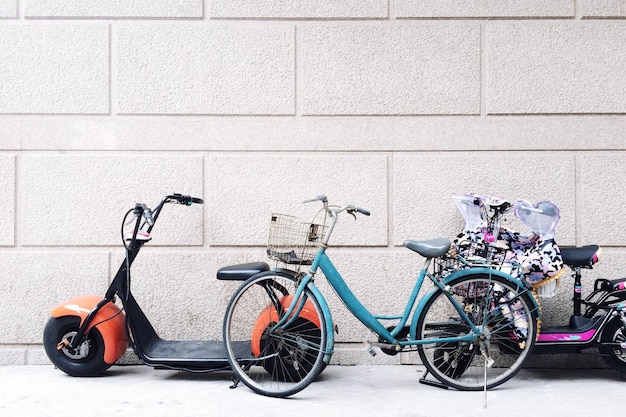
xmin=480 ymin=348 xmax=494 ymax=409
xmin=418 ymin=369 xmax=449 ymax=390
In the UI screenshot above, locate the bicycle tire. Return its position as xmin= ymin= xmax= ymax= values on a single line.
xmin=223 ymin=272 xmax=328 ymax=397
xmin=416 ymin=273 xmax=537 ymax=390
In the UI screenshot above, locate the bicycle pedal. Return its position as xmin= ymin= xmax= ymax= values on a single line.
xmin=364 ymin=341 xmax=377 ymax=357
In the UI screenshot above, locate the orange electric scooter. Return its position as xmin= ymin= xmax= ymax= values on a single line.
xmin=43 ymin=193 xmax=277 ymax=376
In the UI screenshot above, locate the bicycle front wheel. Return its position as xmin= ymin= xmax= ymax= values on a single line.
xmin=416 ymin=273 xmax=537 ymax=390
xmin=223 ymin=272 xmax=328 ymax=397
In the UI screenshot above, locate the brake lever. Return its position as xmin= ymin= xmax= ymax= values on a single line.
xmin=143 ymin=207 xmax=154 ymax=226
xmin=132 ymin=203 xmax=154 ymax=226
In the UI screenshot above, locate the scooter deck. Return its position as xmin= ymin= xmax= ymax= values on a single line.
xmin=138 ymin=339 xmax=252 ymax=371
xmin=533 ymin=315 xmax=604 ymax=354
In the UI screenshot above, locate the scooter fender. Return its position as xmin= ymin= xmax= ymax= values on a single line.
xmin=251 ymin=295 xmax=321 ymax=357
xmin=50 ymin=295 xmax=129 ymax=365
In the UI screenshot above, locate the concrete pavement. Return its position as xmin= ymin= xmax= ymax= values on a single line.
xmin=1 ymin=364 xmax=623 ymax=417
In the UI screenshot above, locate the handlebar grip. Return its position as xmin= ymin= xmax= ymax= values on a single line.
xmin=171 ymin=193 xmax=203 ymax=205
xmin=357 ymin=207 xmax=371 ymax=216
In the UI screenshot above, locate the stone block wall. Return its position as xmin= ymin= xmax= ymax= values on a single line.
xmin=1 ymin=0 xmax=625 ymax=368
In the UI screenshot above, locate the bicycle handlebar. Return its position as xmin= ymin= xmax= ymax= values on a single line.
xmin=303 ymin=194 xmax=328 ymax=204
xmin=303 ymin=194 xmax=371 ymax=217
xmin=303 ymin=194 xmax=370 ymax=246
xmin=355 ymin=207 xmax=371 ymax=216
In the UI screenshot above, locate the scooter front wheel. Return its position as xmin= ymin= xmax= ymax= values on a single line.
xmin=43 ymin=315 xmax=112 ymax=376
xmin=223 ymin=273 xmax=328 ymax=397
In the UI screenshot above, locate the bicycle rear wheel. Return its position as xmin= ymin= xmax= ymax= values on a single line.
xmin=223 ymin=272 xmax=328 ymax=397
xmin=416 ymin=273 xmax=537 ymax=390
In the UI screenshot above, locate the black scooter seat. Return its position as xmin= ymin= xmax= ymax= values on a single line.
xmin=560 ymin=245 xmax=601 ymax=268
xmin=217 ymin=262 xmax=270 ymax=281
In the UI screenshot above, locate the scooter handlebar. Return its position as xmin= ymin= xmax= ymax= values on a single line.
xmin=169 ymin=193 xmax=204 ymax=205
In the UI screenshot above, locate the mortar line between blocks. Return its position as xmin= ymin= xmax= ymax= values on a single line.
xmin=480 ymin=21 xmax=486 ymax=117
xmin=109 ymin=23 xmax=117 ymax=116
xmin=294 ymin=25 xmax=300 ymax=117
xmin=18 ymin=0 xmax=24 ymax=19
xmin=387 ymin=153 xmax=394 ymax=248
xmin=13 ymin=153 xmax=20 ymax=248
xmin=574 ymin=153 xmax=581 ymax=245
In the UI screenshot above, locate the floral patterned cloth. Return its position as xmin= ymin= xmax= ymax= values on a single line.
xmin=452 ymin=194 xmax=564 ymax=286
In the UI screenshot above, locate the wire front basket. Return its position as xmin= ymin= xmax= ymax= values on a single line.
xmin=267 ymin=214 xmax=327 ymax=266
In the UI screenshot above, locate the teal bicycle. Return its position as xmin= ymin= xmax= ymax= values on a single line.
xmin=223 ymin=195 xmax=540 ymax=397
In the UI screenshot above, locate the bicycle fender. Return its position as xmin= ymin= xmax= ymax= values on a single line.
xmin=410 ymin=289 xmax=438 ymax=340
xmin=409 ymin=268 xmax=540 ymax=340
xmin=306 ymin=281 xmax=335 ymax=364
xmin=50 ymin=295 xmax=129 ymax=365
xmin=250 ymin=270 xmax=335 ymax=364
xmin=251 ymin=294 xmax=322 ymax=356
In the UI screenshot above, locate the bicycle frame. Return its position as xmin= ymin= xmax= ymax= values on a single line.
xmin=319 ymin=249 xmax=483 ymax=345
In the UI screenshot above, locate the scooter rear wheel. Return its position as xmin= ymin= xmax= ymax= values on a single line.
xmin=223 ymin=272 xmax=328 ymax=397
xmin=43 ymin=315 xmax=112 ymax=377
xmin=599 ymin=315 xmax=626 ymax=375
